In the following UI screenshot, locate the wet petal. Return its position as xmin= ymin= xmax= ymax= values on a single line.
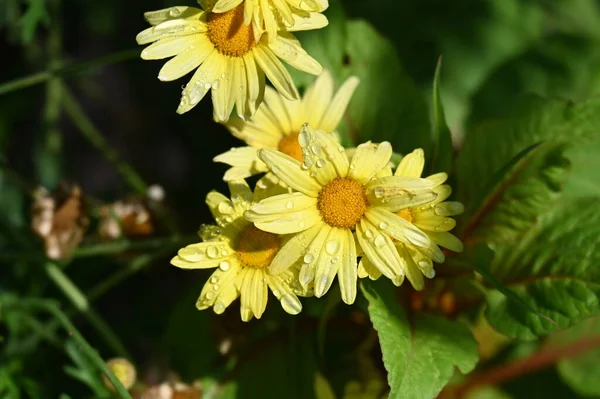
xmin=394 ymin=148 xmax=425 ymax=178
xmin=258 ymin=149 xmax=321 ymax=196
xmin=356 ymin=218 xmax=403 ymax=281
xmin=337 ymin=228 xmax=357 ymax=304
xmin=270 ymin=223 xmax=322 ymax=274
xmin=319 ymin=76 xmax=360 ymax=133
xmin=348 ymin=141 xmax=393 ymax=184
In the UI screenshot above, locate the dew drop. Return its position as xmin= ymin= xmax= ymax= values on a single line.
xmin=207 ymin=246 xmax=219 ymax=258
xmin=213 ymin=284 xmax=220 ymax=291
xmin=349 ymin=164 xmax=355 ymax=170
xmin=205 ymin=292 xmax=214 ymax=299
xmin=210 ymin=277 xmax=218 ymax=284
xmin=365 ymin=229 xmax=374 ymax=239
xmin=374 ymin=234 xmax=386 ymax=248
xmin=272 ymin=289 xmax=281 ymax=297
xmin=379 ymin=221 xmax=389 ymax=230
xmin=214 ymin=302 xmax=225 ymax=313
xmin=325 ymin=240 xmax=340 ymax=255
xmin=303 ymin=254 xmax=314 ymax=264
xmin=219 ymin=261 xmax=230 ymax=271
xmin=285 ymin=201 xmax=294 ymax=210
xmin=316 ymin=159 xmax=325 ymax=168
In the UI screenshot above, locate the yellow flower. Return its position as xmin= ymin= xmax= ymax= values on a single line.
xmin=136 ymin=3 xmax=322 ymax=120
xmin=358 ymin=149 xmax=464 ymax=290
xmin=171 ymin=177 xmax=312 ymax=321
xmin=211 ymin=0 xmax=328 ymax=41
xmin=245 ymin=124 xmax=442 ymax=304
xmin=214 ymin=71 xmax=360 ymax=180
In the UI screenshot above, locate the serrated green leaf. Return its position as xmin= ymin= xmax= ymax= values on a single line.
xmin=430 ymin=56 xmax=453 ymax=174
xmin=361 ymin=280 xmax=478 ymax=399
xmin=484 ymin=198 xmax=600 ymax=339
xmin=460 ymin=140 xmax=570 ymax=245
xmin=291 ymin=3 xmax=431 ymax=153
xmin=458 ymin=96 xmax=600 ymax=244
xmin=546 ymin=316 xmax=600 ymax=396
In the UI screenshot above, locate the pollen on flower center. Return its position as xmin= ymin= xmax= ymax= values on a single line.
xmin=397 ymin=208 xmax=414 ymax=223
xmin=318 ymin=178 xmax=369 ymax=229
xmin=277 ymin=132 xmax=303 ymax=162
xmin=207 ymin=4 xmax=256 ymax=57
xmin=235 ymin=225 xmax=280 ymax=269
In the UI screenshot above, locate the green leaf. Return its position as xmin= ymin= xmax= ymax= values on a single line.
xmin=457 ymin=96 xmax=600 ymax=244
xmin=20 ymin=0 xmax=49 ymax=44
xmin=430 ymin=56 xmax=453 ymax=174
xmin=292 ymin=2 xmax=432 ymax=153
xmin=546 ymin=316 xmax=600 ymax=396
xmin=361 ymin=280 xmax=478 ymax=399
xmin=484 ymin=198 xmax=600 ymax=339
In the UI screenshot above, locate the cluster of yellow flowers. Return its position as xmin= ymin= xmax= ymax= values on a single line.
xmin=137 ymin=0 xmax=463 ymax=321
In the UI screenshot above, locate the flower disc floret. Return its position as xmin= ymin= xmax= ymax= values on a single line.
xmin=318 ymin=178 xmax=369 ymax=229
xmin=277 ymin=133 xmax=303 ymax=162
xmin=236 ymin=225 xmax=280 ymax=268
xmin=207 ymin=4 xmax=256 ymax=57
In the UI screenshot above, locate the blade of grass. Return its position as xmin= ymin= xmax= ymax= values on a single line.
xmin=5 ymin=298 xmax=133 ymax=399
xmin=45 ymin=262 xmax=131 ymax=358
xmin=60 ymin=84 xmax=147 ymax=195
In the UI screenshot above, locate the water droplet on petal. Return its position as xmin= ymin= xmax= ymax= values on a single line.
xmin=303 ymin=254 xmax=314 ymax=264
xmin=374 ymin=234 xmax=386 ymax=248
xmin=379 ymin=221 xmax=389 ymax=229
xmin=207 ymin=246 xmax=219 ymax=258
xmin=325 ymin=240 xmax=340 ymax=255
xmin=285 ymin=201 xmax=294 ymax=210
xmin=219 ymin=261 xmax=230 ymax=271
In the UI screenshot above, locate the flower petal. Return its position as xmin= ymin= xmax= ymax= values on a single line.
xmin=206 ymin=190 xmax=246 ymax=230
xmin=303 ymin=70 xmax=334 ymax=128
xmin=212 ymin=58 xmax=237 ymax=122
xmin=176 ymin=49 xmax=220 ymax=114
xmin=212 ymin=0 xmax=244 ymax=12
xmin=249 ymin=207 xmax=322 ymax=234
xmin=287 ymin=12 xmax=328 ymax=32
xmin=142 ymin=35 xmax=203 ymax=60
xmin=173 ymin=241 xmax=234 ymax=268
xmin=268 ymin=33 xmax=322 ymax=76
xmin=319 ymin=76 xmax=360 ymax=133
xmin=243 ymin=52 xmax=265 ymax=116
xmin=143 ymin=6 xmax=203 ymax=26
xmin=357 ymin=257 xmax=382 ymax=280
xmin=157 ymin=35 xmax=214 ymax=81
xmin=356 ymin=218 xmax=403 ymax=281
xmin=395 ymin=148 xmax=425 ymax=178
xmin=337 ymin=228 xmax=357 ymax=304
xmin=136 ymin=18 xmax=207 ymax=45
xmin=298 ymin=123 xmax=349 ymax=185
xmin=396 ymin=243 xmax=424 ymax=290
xmin=258 ymin=149 xmax=321 ymax=196
xmin=366 ymin=176 xmax=438 ymax=211
xmin=268 ymin=270 xmax=303 ymax=315
xmin=313 ymin=227 xmax=345 ymax=298
xmin=348 ymin=141 xmax=393 ymax=184
xmin=270 ymin=223 xmax=322 ymax=274
xmin=196 ymin=262 xmax=241 ymax=310
xmin=213 ymin=147 xmax=269 ymax=181
xmin=298 ymin=224 xmax=331 ymax=287
xmin=364 ymin=208 xmax=430 ymax=248
xmin=247 ymin=192 xmax=317 ymax=215
xmin=427 ymin=231 xmax=463 ymax=252
xmin=253 ymin=45 xmax=299 ymax=101
xmin=248 ymin=268 xmax=268 ymax=319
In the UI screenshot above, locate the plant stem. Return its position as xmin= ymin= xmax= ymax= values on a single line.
xmin=9 ymin=299 xmax=133 ymax=399
xmin=60 ymin=84 xmax=148 ymax=195
xmin=443 ymin=335 xmax=600 ymax=398
xmin=0 ymin=49 xmax=139 ymax=96
xmin=45 ymin=262 xmax=131 ymax=359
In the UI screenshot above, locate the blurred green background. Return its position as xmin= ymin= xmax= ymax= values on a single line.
xmin=2 ymin=0 xmax=600 ymax=397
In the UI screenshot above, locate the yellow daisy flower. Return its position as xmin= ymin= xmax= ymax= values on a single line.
xmin=358 ymin=149 xmax=464 ymax=290
xmin=170 ymin=177 xmax=312 ymax=321
xmin=244 ymin=124 xmax=442 ymax=304
xmin=211 ymin=0 xmax=328 ymax=41
xmin=214 ymin=70 xmax=360 ymax=181
xmin=136 ymin=3 xmax=322 ymax=120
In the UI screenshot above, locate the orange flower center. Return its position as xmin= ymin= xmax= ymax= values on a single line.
xmin=236 ymin=225 xmax=280 ymax=269
xmin=207 ymin=4 xmax=256 ymax=57
xmin=277 ymin=132 xmax=304 ymax=162
xmin=318 ymin=178 xmax=369 ymax=229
